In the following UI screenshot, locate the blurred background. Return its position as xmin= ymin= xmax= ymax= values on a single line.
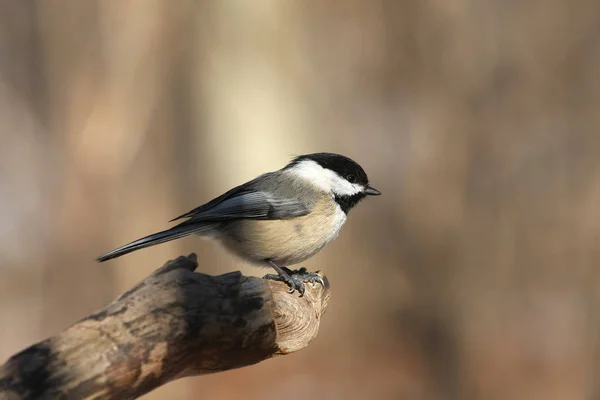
xmin=1 ymin=1 xmax=600 ymax=399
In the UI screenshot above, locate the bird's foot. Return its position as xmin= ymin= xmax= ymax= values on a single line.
xmin=263 ymin=266 xmax=325 ymax=297
xmin=289 ymin=267 xmax=326 ymax=288
xmin=263 ymin=273 xmax=306 ymax=296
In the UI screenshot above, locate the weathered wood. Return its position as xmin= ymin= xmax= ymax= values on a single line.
xmin=0 ymin=254 xmax=330 ymax=400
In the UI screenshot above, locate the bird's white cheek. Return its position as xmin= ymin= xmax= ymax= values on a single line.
xmin=327 ymin=173 xmax=364 ymax=196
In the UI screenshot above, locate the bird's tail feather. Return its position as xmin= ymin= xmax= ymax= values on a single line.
xmin=96 ymin=223 xmax=214 ymax=262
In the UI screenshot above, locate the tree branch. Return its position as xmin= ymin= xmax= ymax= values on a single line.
xmin=0 ymin=254 xmax=331 ymax=400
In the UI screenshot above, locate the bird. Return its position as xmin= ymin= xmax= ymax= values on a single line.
xmin=97 ymin=152 xmax=380 ymax=295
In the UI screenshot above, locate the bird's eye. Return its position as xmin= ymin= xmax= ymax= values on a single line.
xmin=346 ymin=174 xmax=356 ymax=183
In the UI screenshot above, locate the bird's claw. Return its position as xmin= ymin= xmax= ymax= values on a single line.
xmin=291 ymin=267 xmax=325 ymax=287
xmin=263 ymin=267 xmax=325 ymax=297
xmin=263 ymin=273 xmax=306 ymax=296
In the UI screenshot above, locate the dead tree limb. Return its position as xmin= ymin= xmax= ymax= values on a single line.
xmin=0 ymin=254 xmax=331 ymax=400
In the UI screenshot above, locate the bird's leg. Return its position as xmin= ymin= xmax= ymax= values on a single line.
xmin=263 ymin=261 xmax=325 ymax=297
xmin=264 ymin=261 xmax=305 ymax=295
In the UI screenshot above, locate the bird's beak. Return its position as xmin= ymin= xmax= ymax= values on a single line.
xmin=365 ymin=185 xmax=381 ymax=196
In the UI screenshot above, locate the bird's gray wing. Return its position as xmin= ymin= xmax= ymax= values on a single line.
xmin=169 ymin=178 xmax=261 ymax=222
xmin=182 ymin=190 xmax=311 ymax=222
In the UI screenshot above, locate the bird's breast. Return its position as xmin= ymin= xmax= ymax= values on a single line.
xmin=218 ymin=199 xmax=346 ymax=266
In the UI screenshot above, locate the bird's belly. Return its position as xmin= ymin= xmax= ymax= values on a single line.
xmin=219 ymin=205 xmax=346 ymax=266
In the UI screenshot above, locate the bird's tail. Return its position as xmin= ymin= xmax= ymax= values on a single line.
xmin=96 ymin=223 xmax=216 ymax=262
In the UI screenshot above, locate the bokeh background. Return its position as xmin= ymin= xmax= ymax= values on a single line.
xmin=2 ymin=1 xmax=600 ymax=399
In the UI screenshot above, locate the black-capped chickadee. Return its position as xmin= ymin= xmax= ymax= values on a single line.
xmin=97 ymin=152 xmax=380 ymax=295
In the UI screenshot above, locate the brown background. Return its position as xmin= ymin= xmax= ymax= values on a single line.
xmin=1 ymin=1 xmax=600 ymax=399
